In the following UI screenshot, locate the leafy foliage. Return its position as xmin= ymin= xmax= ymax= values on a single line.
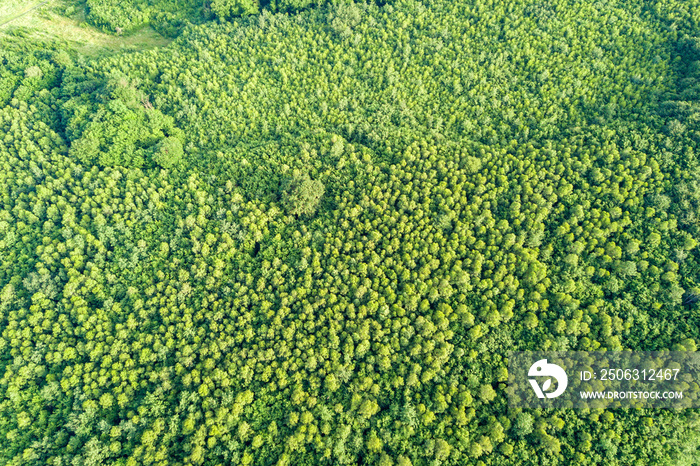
xmin=281 ymin=172 xmax=325 ymax=216
xmin=1 ymin=0 xmax=700 ymax=465
xmin=153 ymin=136 xmax=184 ymax=168
xmin=62 ymin=71 xmax=184 ymax=168
xmin=212 ymin=0 xmax=260 ymax=19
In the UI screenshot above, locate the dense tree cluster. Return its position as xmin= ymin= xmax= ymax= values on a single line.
xmin=1 ymin=0 xmax=700 ymax=464
xmin=84 ymin=0 xmax=210 ymax=36
xmin=82 ymin=0 xmax=379 ymax=36
xmin=61 ymin=71 xmax=185 ymax=168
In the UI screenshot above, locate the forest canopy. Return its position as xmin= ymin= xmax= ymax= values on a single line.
xmin=0 ymin=0 xmax=700 ymax=465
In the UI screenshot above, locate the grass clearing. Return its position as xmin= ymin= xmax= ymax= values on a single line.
xmin=0 ymin=0 xmax=171 ymax=57
xmin=0 ymin=1 xmax=47 ymax=25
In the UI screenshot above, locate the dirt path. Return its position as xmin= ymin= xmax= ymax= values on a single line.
xmin=0 ymin=1 xmax=50 ymax=29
